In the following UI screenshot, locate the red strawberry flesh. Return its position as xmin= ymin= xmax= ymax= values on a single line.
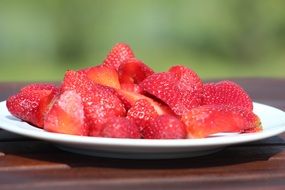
xmin=61 ymin=70 xmax=126 ymax=136
xmin=118 ymin=58 xmax=154 ymax=85
xmin=44 ymin=90 xmax=88 ymax=135
xmin=79 ymin=65 xmax=121 ymax=89
xmin=181 ymin=105 xmax=262 ymax=138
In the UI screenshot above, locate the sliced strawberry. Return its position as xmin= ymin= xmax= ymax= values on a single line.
xmin=115 ymin=88 xmax=172 ymax=114
xmin=6 ymin=87 xmax=57 ymax=128
xmin=118 ymin=58 xmax=154 ymax=87
xmin=79 ymin=65 xmax=120 ymax=89
xmin=126 ymin=99 xmax=159 ymax=131
xmin=181 ymin=105 xmax=262 ymax=138
xmin=142 ymin=115 xmax=187 ymax=139
xmin=140 ymin=68 xmax=202 ymax=115
xmin=120 ymin=83 xmax=143 ymax=94
xmin=202 ymin=80 xmax=253 ymax=111
xmin=103 ymin=43 xmax=135 ymax=70
xmin=61 ymin=70 xmax=126 ymax=136
xmin=100 ymin=117 xmax=141 ymax=139
xmin=169 ymin=65 xmax=203 ymax=93
xmin=44 ymin=90 xmax=88 ymax=136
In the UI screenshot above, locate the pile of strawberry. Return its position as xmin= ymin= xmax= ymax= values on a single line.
xmin=6 ymin=43 xmax=262 ymax=139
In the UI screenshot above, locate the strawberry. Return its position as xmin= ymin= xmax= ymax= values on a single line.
xmin=115 ymin=88 xmax=172 ymax=114
xmin=126 ymin=99 xmax=159 ymax=131
xmin=120 ymin=83 xmax=143 ymax=94
xmin=118 ymin=58 xmax=154 ymax=87
xmin=142 ymin=115 xmax=187 ymax=139
xmin=181 ymin=105 xmax=262 ymax=138
xmin=44 ymin=90 xmax=88 ymax=136
xmin=202 ymin=81 xmax=253 ymax=111
xmin=6 ymin=86 xmax=57 ymax=128
xmin=101 ymin=117 xmax=141 ymax=139
xmin=140 ymin=67 xmax=202 ymax=115
xmin=61 ymin=70 xmax=126 ymax=136
xmin=79 ymin=65 xmax=121 ymax=89
xmin=169 ymin=65 xmax=203 ymax=93
xmin=20 ymin=83 xmax=58 ymax=93
xmin=103 ymin=43 xmax=135 ymax=70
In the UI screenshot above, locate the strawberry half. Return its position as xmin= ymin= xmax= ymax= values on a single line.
xmin=126 ymin=99 xmax=159 ymax=131
xmin=44 ymin=90 xmax=88 ymax=136
xmin=181 ymin=105 xmax=262 ymax=138
xmin=169 ymin=65 xmax=203 ymax=93
xmin=115 ymin=88 xmax=172 ymax=114
xmin=202 ymin=80 xmax=253 ymax=111
xmin=118 ymin=58 xmax=154 ymax=88
xmin=140 ymin=66 xmax=203 ymax=115
xmin=6 ymin=84 xmax=58 ymax=128
xmin=120 ymin=83 xmax=143 ymax=94
xmin=100 ymin=117 xmax=141 ymax=139
xmin=103 ymin=43 xmax=135 ymax=71
xmin=79 ymin=65 xmax=121 ymax=89
xmin=61 ymin=70 xmax=126 ymax=136
xmin=142 ymin=115 xmax=187 ymax=139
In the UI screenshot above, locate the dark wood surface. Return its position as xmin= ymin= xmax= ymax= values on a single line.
xmin=0 ymin=78 xmax=285 ymax=190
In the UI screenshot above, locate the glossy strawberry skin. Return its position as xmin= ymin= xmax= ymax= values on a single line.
xmin=118 ymin=58 xmax=154 ymax=86
xmin=142 ymin=115 xmax=187 ymax=139
xmin=202 ymin=81 xmax=253 ymax=111
xmin=126 ymin=99 xmax=159 ymax=131
xmin=6 ymin=86 xmax=57 ymax=128
xmin=44 ymin=90 xmax=88 ymax=136
xmin=61 ymin=70 xmax=126 ymax=136
xmin=140 ymin=69 xmax=202 ymax=115
xmin=103 ymin=43 xmax=135 ymax=71
xmin=169 ymin=65 xmax=203 ymax=93
xmin=20 ymin=83 xmax=58 ymax=94
xmin=100 ymin=117 xmax=141 ymax=139
xmin=181 ymin=105 xmax=262 ymax=138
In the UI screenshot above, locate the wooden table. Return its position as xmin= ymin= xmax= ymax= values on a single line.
xmin=0 ymin=78 xmax=285 ymax=190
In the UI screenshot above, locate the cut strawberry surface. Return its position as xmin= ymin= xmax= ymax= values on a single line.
xmin=61 ymin=70 xmax=126 ymax=136
xmin=6 ymin=87 xmax=57 ymax=128
xmin=118 ymin=58 xmax=154 ymax=86
xmin=100 ymin=117 xmax=141 ymax=139
xmin=103 ymin=43 xmax=135 ymax=70
xmin=142 ymin=115 xmax=187 ymax=139
xmin=79 ymin=65 xmax=120 ymax=89
xmin=44 ymin=90 xmax=88 ymax=136
xmin=120 ymin=83 xmax=143 ymax=94
xmin=181 ymin=105 xmax=262 ymax=138
xmin=115 ymin=88 xmax=172 ymax=114
xmin=202 ymin=80 xmax=253 ymax=111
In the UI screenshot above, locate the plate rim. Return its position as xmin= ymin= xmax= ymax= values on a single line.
xmin=0 ymin=101 xmax=285 ymax=149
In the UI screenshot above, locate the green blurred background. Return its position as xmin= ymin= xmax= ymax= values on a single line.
xmin=0 ymin=0 xmax=285 ymax=81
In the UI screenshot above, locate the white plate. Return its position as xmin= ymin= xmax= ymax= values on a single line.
xmin=0 ymin=101 xmax=285 ymax=159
